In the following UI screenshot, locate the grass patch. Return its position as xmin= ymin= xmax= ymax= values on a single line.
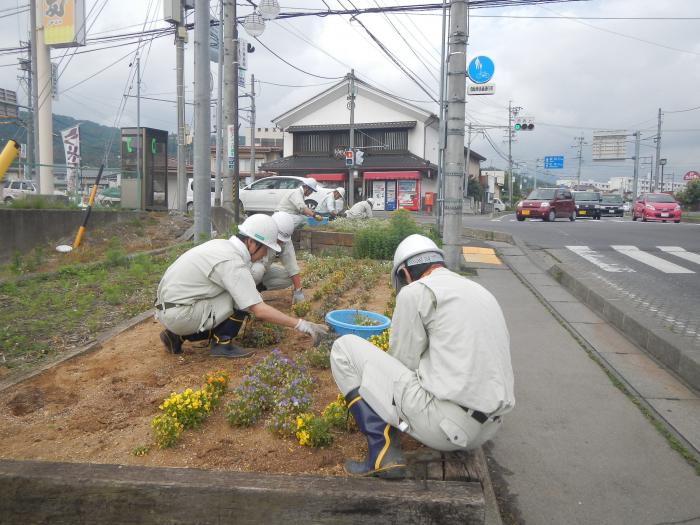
xmin=0 ymin=244 xmax=189 ymax=374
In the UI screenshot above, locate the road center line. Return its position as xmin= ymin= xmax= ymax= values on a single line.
xmin=611 ymin=245 xmax=695 ymax=274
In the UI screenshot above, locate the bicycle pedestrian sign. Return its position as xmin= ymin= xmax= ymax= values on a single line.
xmin=468 ymin=56 xmax=495 ymax=84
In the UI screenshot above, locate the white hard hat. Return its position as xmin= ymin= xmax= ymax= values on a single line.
xmin=237 ymin=214 xmax=281 ymax=253
xmin=335 ymin=187 xmax=346 ymax=198
xmin=271 ymin=211 xmax=296 ymax=243
xmin=302 ymin=178 xmax=319 ymax=192
xmin=391 ymin=234 xmax=444 ymax=291
xmin=366 ymin=197 xmax=375 ymax=206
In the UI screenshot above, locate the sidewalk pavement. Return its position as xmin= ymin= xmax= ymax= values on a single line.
xmin=463 ymin=242 xmax=700 ymax=525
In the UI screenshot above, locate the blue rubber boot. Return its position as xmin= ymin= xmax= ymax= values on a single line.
xmin=344 ymin=388 xmax=407 ymax=479
xmin=209 ymin=310 xmax=255 ymax=359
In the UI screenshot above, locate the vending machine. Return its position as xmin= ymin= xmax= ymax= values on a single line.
xmin=371 ymin=180 xmax=386 ymax=210
xmin=397 ymin=179 xmax=419 ymax=211
xmin=385 ymin=182 xmax=397 ymax=211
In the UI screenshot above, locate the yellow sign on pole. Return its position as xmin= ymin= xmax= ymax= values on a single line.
xmin=43 ymin=0 xmax=86 ymax=48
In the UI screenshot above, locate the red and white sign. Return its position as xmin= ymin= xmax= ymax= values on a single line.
xmin=683 ymin=171 xmax=700 ymax=181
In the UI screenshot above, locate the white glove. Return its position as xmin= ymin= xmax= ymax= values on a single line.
xmin=292 ymin=288 xmax=305 ymax=304
xmin=295 ymin=319 xmax=329 ymax=346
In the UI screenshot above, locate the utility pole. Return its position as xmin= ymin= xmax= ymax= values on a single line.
xmin=443 ymin=0 xmax=468 ymax=270
xmin=193 ymin=0 xmax=211 ymax=241
xmin=175 ymin=4 xmax=187 ymax=212
xmin=222 ymin=0 xmax=235 ymax=214
xmin=22 ymin=40 xmax=34 ymax=184
xmin=30 ymin=0 xmax=39 ymax=187
xmin=436 ymin=0 xmax=448 ymax=234
xmin=35 ymin=0 xmax=54 ymax=194
xmin=347 ymin=69 xmax=356 ymax=207
xmin=654 ymin=107 xmax=662 ymax=192
xmin=534 ymin=158 xmax=540 ymax=190
xmin=214 ymin=1 xmax=224 ymax=206
xmin=136 ymin=55 xmax=141 ymax=208
xmin=250 ymin=73 xmax=256 ymax=182
xmin=507 ymin=101 xmax=515 ymax=208
xmin=574 ymin=135 xmax=585 ymax=188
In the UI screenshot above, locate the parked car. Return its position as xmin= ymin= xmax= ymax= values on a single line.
xmin=632 ymin=193 xmax=682 ymax=223
xmin=572 ymin=190 xmax=602 ymax=219
xmin=187 ymin=178 xmax=216 ymax=212
xmin=2 ymin=179 xmax=38 ymax=203
xmin=516 ymin=187 xmax=575 ymax=222
xmin=622 ymin=201 xmax=631 ymax=213
xmin=600 ymin=194 xmax=625 ymax=217
xmin=239 ymin=176 xmax=333 ymax=214
xmin=493 ymin=198 xmax=506 ymax=212
xmin=96 ymin=186 xmax=121 ymax=207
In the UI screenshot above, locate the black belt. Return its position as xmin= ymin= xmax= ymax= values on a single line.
xmin=462 ymin=407 xmax=496 ymax=424
xmin=154 ymin=302 xmax=186 ymax=311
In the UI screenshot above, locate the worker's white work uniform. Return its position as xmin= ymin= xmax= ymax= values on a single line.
xmin=344 ymin=200 xmax=373 ymax=219
xmin=276 ymin=187 xmax=309 ymax=229
xmin=250 ymin=240 xmax=300 ymax=290
xmin=316 ymin=193 xmax=341 ymax=216
xmin=331 ymin=267 xmax=515 ymax=451
xmin=154 ymin=237 xmax=261 ymax=336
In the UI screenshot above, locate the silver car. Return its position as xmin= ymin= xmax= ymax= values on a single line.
xmin=239 ymin=176 xmax=333 ymax=214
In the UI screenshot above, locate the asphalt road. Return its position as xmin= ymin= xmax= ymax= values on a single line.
xmin=465 ymin=213 xmax=700 ymax=349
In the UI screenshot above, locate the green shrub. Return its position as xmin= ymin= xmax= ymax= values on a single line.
xmin=353 ymin=209 xmax=440 ymax=260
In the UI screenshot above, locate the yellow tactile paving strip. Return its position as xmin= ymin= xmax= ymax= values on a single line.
xmin=462 ymin=246 xmax=502 ymax=265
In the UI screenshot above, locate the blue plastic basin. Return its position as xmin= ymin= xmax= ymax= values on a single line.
xmin=325 ymin=309 xmax=390 ymax=339
xmin=307 ymin=216 xmax=329 ymax=226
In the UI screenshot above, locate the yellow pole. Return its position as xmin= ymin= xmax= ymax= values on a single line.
xmin=0 ymin=140 xmax=20 ymax=182
xmin=71 ymin=164 xmax=104 ymax=250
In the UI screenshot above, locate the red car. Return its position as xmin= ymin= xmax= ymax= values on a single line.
xmin=632 ymin=193 xmax=681 ymax=223
xmin=516 ymin=188 xmax=576 ymax=222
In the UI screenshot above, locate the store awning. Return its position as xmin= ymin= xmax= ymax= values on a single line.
xmin=309 ymin=173 xmax=346 ymax=182
xmin=364 ymin=171 xmax=420 ymax=180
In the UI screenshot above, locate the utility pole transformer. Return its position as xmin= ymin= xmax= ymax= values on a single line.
xmin=443 ymin=0 xmax=469 ymax=270
xmin=193 ymin=0 xmax=212 ymax=242
xmin=653 ymin=108 xmax=662 ymax=192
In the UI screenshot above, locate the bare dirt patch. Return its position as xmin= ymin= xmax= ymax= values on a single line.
xmin=0 ymin=270 xmax=423 ymax=475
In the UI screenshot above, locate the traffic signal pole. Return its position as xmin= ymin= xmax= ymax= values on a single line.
xmin=443 ymin=0 xmax=469 ymax=270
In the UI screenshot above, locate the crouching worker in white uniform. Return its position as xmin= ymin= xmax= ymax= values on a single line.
xmin=343 ymin=197 xmax=374 ymax=219
xmin=330 ymin=234 xmax=515 ymax=479
xmin=155 ymin=214 xmax=328 ymax=359
xmin=276 ymin=177 xmax=324 ymax=229
xmin=251 ymin=212 xmax=306 ymax=304
xmin=315 ymin=187 xmax=345 ymax=220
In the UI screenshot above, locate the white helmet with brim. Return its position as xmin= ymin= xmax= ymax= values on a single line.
xmin=271 ymin=211 xmax=296 ymax=243
xmin=237 ymin=214 xmax=281 ymax=253
xmin=391 ymin=234 xmax=444 ymax=291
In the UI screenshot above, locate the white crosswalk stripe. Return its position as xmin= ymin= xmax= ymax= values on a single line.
xmin=611 ymin=245 xmax=695 ymax=274
xmin=566 ymin=246 xmax=636 ymax=273
xmin=657 ymin=246 xmax=700 ymax=266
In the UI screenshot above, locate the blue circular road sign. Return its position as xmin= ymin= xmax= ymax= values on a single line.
xmin=468 ymin=56 xmax=495 ymax=84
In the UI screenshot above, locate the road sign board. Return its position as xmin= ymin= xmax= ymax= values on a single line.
xmin=683 ymin=170 xmax=699 ymax=180
xmin=468 ymin=83 xmax=495 ymax=95
xmin=544 ymin=156 xmax=564 ymax=169
xmin=467 ymin=56 xmax=495 ymax=84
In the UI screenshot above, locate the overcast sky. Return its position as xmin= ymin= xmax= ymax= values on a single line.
xmin=1 ymin=0 xmax=699 ymax=184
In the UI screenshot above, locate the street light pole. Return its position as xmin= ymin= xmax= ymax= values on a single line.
xmin=660 ymin=158 xmax=667 ymax=192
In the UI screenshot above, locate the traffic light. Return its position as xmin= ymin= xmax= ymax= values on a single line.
xmin=345 ymin=149 xmax=353 ymax=166
xmin=355 ymin=149 xmax=364 ymax=166
xmin=514 ymin=117 xmax=534 ymax=131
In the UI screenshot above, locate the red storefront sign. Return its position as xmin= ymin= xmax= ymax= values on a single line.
xmin=310 ymin=173 xmax=346 ymax=182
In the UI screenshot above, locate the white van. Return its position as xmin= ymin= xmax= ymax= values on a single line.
xmin=493 ymin=198 xmax=506 ymax=212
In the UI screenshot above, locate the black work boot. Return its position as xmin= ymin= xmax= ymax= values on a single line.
xmin=344 ymin=388 xmax=407 ymax=479
xmin=160 ymin=330 xmax=183 ymax=354
xmin=209 ymin=310 xmax=254 ymax=359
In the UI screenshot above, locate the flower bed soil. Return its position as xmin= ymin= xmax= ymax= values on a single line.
xmin=0 ymin=277 xmax=425 ymax=476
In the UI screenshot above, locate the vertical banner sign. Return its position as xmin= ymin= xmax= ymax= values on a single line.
xmin=227 ymin=124 xmax=236 ymax=169
xmin=61 ymin=125 xmax=80 ymax=194
xmin=43 ymin=0 xmax=87 ymax=48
